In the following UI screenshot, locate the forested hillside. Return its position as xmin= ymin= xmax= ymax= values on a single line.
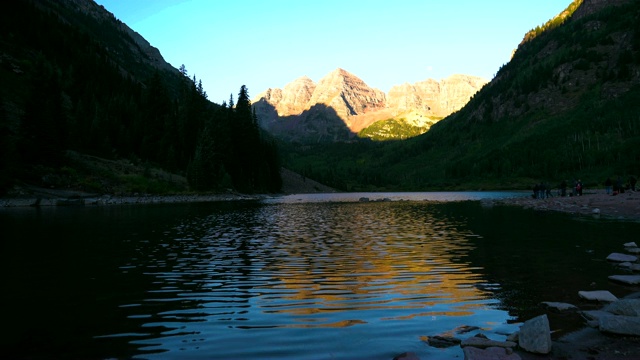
xmin=283 ymin=0 xmax=640 ymax=191
xmin=0 ymin=0 xmax=281 ymax=195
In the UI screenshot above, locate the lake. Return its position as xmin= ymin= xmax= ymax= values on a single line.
xmin=2 ymin=192 xmax=638 ymax=359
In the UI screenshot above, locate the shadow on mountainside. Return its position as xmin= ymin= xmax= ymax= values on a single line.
xmin=253 ymin=101 xmax=356 ymax=143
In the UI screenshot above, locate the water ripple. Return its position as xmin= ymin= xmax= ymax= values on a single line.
xmin=99 ymin=200 xmax=519 ymax=359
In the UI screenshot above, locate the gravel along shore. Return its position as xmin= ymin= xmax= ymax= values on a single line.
xmin=494 ymin=189 xmax=640 ymax=221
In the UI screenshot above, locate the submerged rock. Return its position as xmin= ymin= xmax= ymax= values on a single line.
xmin=426 ymin=335 xmax=461 ymax=348
xmin=456 ymin=325 xmax=481 ymax=334
xmin=578 ymin=290 xmax=618 ymax=302
xmin=393 ymin=352 xmax=420 ymax=360
xmin=518 ymin=314 xmax=552 ymax=354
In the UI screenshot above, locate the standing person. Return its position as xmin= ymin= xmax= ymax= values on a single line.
xmin=577 ymin=179 xmax=583 ymax=196
xmin=560 ymin=180 xmax=567 ymax=197
xmin=616 ymin=176 xmax=624 ymax=194
xmin=605 ymin=177 xmax=612 ymax=195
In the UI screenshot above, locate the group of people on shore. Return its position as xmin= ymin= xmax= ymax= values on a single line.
xmin=532 ymin=179 xmax=583 ymax=199
xmin=604 ymin=175 xmax=636 ymax=195
xmin=533 ymin=175 xmax=637 ymax=199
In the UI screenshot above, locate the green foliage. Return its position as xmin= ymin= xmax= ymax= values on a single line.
xmin=1 ymin=1 xmax=281 ymax=194
xmin=358 ymin=118 xmax=433 ymax=141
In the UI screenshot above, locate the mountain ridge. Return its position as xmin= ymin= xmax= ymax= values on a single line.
xmin=253 ymin=68 xmax=487 ymax=142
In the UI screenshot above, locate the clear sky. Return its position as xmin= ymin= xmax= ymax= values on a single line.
xmin=94 ymin=0 xmax=571 ymax=104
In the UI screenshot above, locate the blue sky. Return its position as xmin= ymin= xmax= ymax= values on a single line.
xmin=94 ymin=0 xmax=572 ymax=104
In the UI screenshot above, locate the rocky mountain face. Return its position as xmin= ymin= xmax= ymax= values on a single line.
xmin=253 ymin=68 xmax=487 ymax=142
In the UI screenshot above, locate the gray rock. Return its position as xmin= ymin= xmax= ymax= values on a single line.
xmin=618 ymin=262 xmax=633 ymax=268
xmin=460 ymin=334 xmax=516 ymax=349
xmin=586 ymin=319 xmax=600 ymax=328
xmin=463 ymin=346 xmax=521 ymax=360
xmin=606 ymin=253 xmax=638 ymax=262
xmin=608 ymin=275 xmax=640 ymax=285
xmin=624 ymin=242 xmax=638 ymax=248
xmin=582 ymin=310 xmax=614 ymax=323
xmin=603 ymin=299 xmax=640 ymax=316
xmin=627 ymin=247 xmax=640 ymax=254
xmin=541 ymin=301 xmax=578 ymax=312
xmin=599 ymin=315 xmax=640 ymax=336
xmin=578 ymin=290 xmax=618 ymax=302
xmin=518 ymin=314 xmax=552 ymax=354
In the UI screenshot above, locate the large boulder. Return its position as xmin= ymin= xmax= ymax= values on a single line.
xmin=518 ymin=314 xmax=552 ymax=354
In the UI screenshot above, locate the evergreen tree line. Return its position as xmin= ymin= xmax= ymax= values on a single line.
xmin=0 ymin=0 xmax=281 ymax=194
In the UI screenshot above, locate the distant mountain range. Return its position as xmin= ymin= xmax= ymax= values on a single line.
xmin=253 ymin=69 xmax=487 ymax=142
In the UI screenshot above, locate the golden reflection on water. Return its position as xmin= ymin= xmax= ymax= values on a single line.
xmin=252 ymin=202 xmax=490 ymax=324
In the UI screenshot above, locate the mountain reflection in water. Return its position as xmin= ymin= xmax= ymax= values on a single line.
xmin=2 ymin=192 xmax=637 ymax=360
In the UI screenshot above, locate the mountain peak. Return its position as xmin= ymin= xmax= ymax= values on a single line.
xmin=253 ymin=68 xmax=487 ymax=142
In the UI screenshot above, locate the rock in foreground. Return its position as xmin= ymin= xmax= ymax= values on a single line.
xmin=518 ymin=314 xmax=552 ymax=354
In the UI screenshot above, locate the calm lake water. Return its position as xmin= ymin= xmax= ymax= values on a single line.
xmin=2 ymin=192 xmax=638 ymax=359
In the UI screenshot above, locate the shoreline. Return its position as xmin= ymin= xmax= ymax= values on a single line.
xmin=2 ymin=187 xmax=640 ymax=222
xmin=493 ymin=189 xmax=640 ymax=222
